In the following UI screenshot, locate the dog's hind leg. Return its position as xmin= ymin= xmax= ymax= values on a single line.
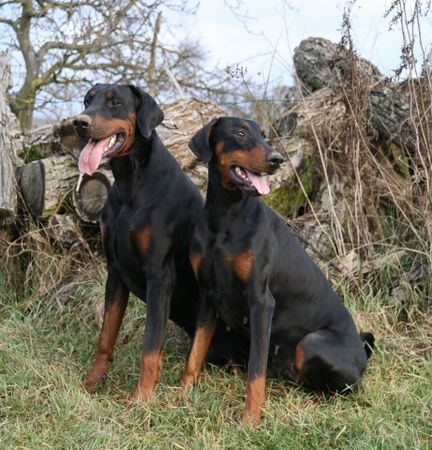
xmin=294 ymin=329 xmax=369 ymax=393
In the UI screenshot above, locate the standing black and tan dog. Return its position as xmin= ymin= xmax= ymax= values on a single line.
xmin=74 ymin=85 xmax=248 ymax=401
xmin=180 ymin=117 xmax=374 ymax=424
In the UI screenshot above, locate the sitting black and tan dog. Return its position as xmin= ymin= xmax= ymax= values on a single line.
xmin=179 ymin=116 xmax=374 ymax=424
xmin=74 ymin=85 xmax=249 ymax=401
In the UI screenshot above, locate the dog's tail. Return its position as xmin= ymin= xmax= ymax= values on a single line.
xmin=360 ymin=332 xmax=375 ymax=359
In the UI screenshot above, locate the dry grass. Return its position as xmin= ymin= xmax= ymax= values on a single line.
xmin=1 ymin=2 xmax=431 ymax=448
xmin=0 ymin=275 xmax=431 ymax=449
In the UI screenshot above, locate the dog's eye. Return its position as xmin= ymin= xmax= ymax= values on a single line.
xmin=84 ymin=95 xmax=91 ymax=107
xmin=235 ymin=130 xmax=245 ymax=137
xmin=109 ymin=99 xmax=121 ymax=107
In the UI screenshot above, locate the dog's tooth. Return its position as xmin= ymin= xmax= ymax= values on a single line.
xmin=243 ymin=316 xmax=248 ymax=324
xmin=274 ymin=345 xmax=280 ymax=356
xmin=226 ymin=325 xmax=231 ymax=331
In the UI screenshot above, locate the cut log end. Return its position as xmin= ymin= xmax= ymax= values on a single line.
xmin=18 ymin=160 xmax=45 ymax=217
xmin=73 ymin=173 xmax=112 ymax=223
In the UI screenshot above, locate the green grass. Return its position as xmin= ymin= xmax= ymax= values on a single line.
xmin=1 ymin=279 xmax=431 ymax=449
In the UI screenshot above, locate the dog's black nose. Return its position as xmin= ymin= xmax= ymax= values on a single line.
xmin=73 ymin=114 xmax=92 ymax=129
xmin=268 ymin=151 xmax=284 ymax=167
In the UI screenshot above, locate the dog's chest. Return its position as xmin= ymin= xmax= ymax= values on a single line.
xmin=102 ymin=206 xmax=151 ymax=296
xmin=200 ymin=233 xmax=252 ymax=331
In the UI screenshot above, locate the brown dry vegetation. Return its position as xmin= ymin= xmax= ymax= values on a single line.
xmin=0 ymin=1 xmax=431 ymax=448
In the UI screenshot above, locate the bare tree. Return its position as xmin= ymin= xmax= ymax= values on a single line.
xmin=0 ymin=0 xmax=244 ymax=129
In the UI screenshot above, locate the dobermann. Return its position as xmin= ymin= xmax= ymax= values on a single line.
xmin=179 ymin=117 xmax=374 ymax=424
xmin=73 ymin=85 xmax=248 ymax=401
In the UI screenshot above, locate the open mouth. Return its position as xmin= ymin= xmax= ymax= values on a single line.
xmin=230 ymin=165 xmax=270 ymax=196
xmin=78 ymin=133 xmax=125 ymax=175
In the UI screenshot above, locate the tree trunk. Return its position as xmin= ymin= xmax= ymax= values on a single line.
xmin=0 ymin=54 xmax=20 ymax=219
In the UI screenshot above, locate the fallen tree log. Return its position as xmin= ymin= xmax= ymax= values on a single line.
xmin=293 ymin=36 xmax=382 ymax=93
xmin=72 ymin=171 xmax=113 ymax=223
xmin=18 ymin=155 xmax=80 ymax=218
xmin=268 ymin=40 xmax=419 ymax=262
xmin=292 ymin=37 xmax=432 ymax=153
xmin=19 ymin=118 xmax=81 ymax=160
xmin=18 ymin=154 xmax=114 ymax=223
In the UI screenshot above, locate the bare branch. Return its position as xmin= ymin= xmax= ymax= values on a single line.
xmin=1 ymin=0 xmax=247 ymax=128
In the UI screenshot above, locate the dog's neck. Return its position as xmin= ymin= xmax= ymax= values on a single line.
xmin=205 ymin=161 xmax=258 ymax=227
xmin=109 ymin=131 xmax=170 ymax=204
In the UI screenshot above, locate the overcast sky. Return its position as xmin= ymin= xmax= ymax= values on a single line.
xmin=167 ymin=0 xmax=432 ymax=85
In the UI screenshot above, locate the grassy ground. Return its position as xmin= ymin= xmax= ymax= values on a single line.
xmin=1 ymin=277 xmax=431 ymax=450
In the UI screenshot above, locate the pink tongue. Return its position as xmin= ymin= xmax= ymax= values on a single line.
xmin=78 ymin=137 xmax=111 ymax=175
xmin=246 ymin=170 xmax=270 ymax=195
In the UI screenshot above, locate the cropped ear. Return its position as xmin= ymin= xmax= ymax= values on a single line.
xmin=189 ymin=118 xmax=221 ymax=163
xmin=128 ymin=85 xmax=164 ymax=138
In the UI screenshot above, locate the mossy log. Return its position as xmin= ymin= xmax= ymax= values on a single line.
xmin=293 ymin=37 xmax=431 ymax=152
xmin=293 ymin=37 xmax=381 ymax=93
xmin=19 ymin=118 xmax=83 ymax=162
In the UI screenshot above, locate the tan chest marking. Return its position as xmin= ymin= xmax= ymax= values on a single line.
xmin=225 ymin=249 xmax=253 ymax=283
xmin=131 ymin=226 xmax=152 ymax=256
xmin=189 ymin=252 xmax=203 ymax=279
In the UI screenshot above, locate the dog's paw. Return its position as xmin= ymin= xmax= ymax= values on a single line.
xmin=84 ymin=372 xmax=106 ymax=393
xmin=130 ymin=385 xmax=154 ymax=403
xmin=241 ymin=408 xmax=262 ymax=426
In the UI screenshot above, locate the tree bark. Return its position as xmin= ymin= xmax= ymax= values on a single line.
xmin=18 ymin=154 xmax=114 ymax=222
xmin=18 ymin=155 xmax=79 ymax=217
xmin=292 ymin=37 xmax=431 ymax=152
xmin=293 ymin=37 xmax=381 ymax=94
xmin=0 ymin=54 xmax=21 ymax=219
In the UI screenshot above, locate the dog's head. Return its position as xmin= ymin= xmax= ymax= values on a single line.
xmin=73 ymin=84 xmax=163 ymax=175
xmin=189 ymin=117 xmax=283 ymax=196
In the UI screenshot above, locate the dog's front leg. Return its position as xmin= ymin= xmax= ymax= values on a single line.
xmin=242 ymin=288 xmax=275 ymax=425
xmin=85 ymin=268 xmax=130 ymax=392
xmin=180 ymin=292 xmax=216 ymax=394
xmin=132 ymin=267 xmax=176 ymax=402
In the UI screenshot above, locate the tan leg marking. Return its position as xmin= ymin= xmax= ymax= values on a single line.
xmin=189 ymin=252 xmax=203 ymax=279
xmin=132 ymin=349 xmax=163 ymax=402
xmin=242 ymin=376 xmax=266 ymax=425
xmin=180 ymin=322 xmax=217 ymax=394
xmin=294 ymin=342 xmax=305 ymax=373
xmin=85 ymin=300 xmax=127 ymax=392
